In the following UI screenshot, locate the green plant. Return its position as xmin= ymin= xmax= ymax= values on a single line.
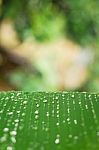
xmin=0 ymin=92 xmax=99 ymax=150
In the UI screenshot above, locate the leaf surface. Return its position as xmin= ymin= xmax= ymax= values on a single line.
xmin=0 ymin=92 xmax=99 ymax=150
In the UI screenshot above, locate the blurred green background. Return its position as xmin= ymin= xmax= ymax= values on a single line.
xmin=0 ymin=0 xmax=99 ymax=92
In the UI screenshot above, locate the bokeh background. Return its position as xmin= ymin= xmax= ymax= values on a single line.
xmin=0 ymin=0 xmax=99 ymax=92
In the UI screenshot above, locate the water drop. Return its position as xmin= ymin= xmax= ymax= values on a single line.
xmin=67 ymin=118 xmax=70 ymax=122
xmin=56 ymin=110 xmax=59 ymax=114
xmin=0 ymin=110 xmax=3 ymax=113
xmin=11 ymin=96 xmax=14 ymax=99
xmin=10 ymin=131 xmax=17 ymax=136
xmin=85 ymin=105 xmax=88 ymax=109
xmin=88 ymin=94 xmax=91 ymax=98
xmin=0 ymin=135 xmax=7 ymax=143
xmin=55 ymin=96 xmax=58 ymax=100
xmin=35 ymin=115 xmax=39 ymax=119
xmin=36 ymin=104 xmax=39 ymax=107
xmin=17 ymin=93 xmax=21 ymax=96
xmin=73 ymin=101 xmax=75 ymax=104
xmin=46 ymin=112 xmax=49 ymax=117
xmin=71 ymin=94 xmax=75 ymax=98
xmin=55 ymin=138 xmax=60 ymax=144
xmin=43 ymin=99 xmax=47 ymax=103
xmin=68 ymin=134 xmax=72 ymax=138
xmin=14 ymin=119 xmax=19 ymax=123
xmin=22 ymin=113 xmax=25 ymax=116
xmin=62 ymin=94 xmax=65 ymax=97
xmin=7 ymin=146 xmax=13 ymax=150
xmin=5 ymin=97 xmax=9 ymax=100
xmin=45 ymin=128 xmax=49 ymax=132
xmin=74 ymin=136 xmax=78 ymax=140
xmin=56 ymin=122 xmax=59 ymax=126
xmin=8 ymin=112 xmax=13 ymax=115
xmin=74 ymin=120 xmax=77 ymax=124
xmin=17 ymin=111 xmax=20 ymax=114
xmin=56 ymin=114 xmax=59 ymax=118
xmin=11 ymin=136 xmax=16 ymax=143
xmin=15 ymin=123 xmax=18 ymax=127
xmin=63 ymin=120 xmax=65 ymax=123
xmin=67 ymin=108 xmax=70 ymax=113
xmin=33 ymin=126 xmax=38 ymax=130
xmin=3 ymin=128 xmax=9 ymax=132
xmin=23 ymin=101 xmax=27 ymax=104
xmin=35 ymin=110 xmax=39 ymax=115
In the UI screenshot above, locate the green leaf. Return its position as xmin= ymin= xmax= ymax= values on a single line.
xmin=0 ymin=92 xmax=99 ymax=150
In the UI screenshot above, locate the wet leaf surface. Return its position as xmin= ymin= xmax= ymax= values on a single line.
xmin=0 ymin=92 xmax=99 ymax=150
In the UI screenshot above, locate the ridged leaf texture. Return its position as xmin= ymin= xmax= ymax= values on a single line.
xmin=0 ymin=92 xmax=99 ymax=150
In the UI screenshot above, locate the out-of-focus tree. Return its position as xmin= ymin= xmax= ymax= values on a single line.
xmin=0 ymin=0 xmax=99 ymax=92
xmin=1 ymin=0 xmax=99 ymax=44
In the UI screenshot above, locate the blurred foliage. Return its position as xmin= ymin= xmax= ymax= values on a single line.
xmin=1 ymin=0 xmax=99 ymax=43
xmin=65 ymin=0 xmax=99 ymax=45
xmin=7 ymin=70 xmax=58 ymax=91
xmin=1 ymin=0 xmax=99 ymax=92
xmin=1 ymin=0 xmax=65 ymax=41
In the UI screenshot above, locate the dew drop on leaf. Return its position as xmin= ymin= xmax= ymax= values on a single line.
xmin=3 ymin=128 xmax=9 ymax=132
xmin=55 ymin=138 xmax=60 ymax=144
xmin=10 ymin=131 xmax=17 ymax=136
